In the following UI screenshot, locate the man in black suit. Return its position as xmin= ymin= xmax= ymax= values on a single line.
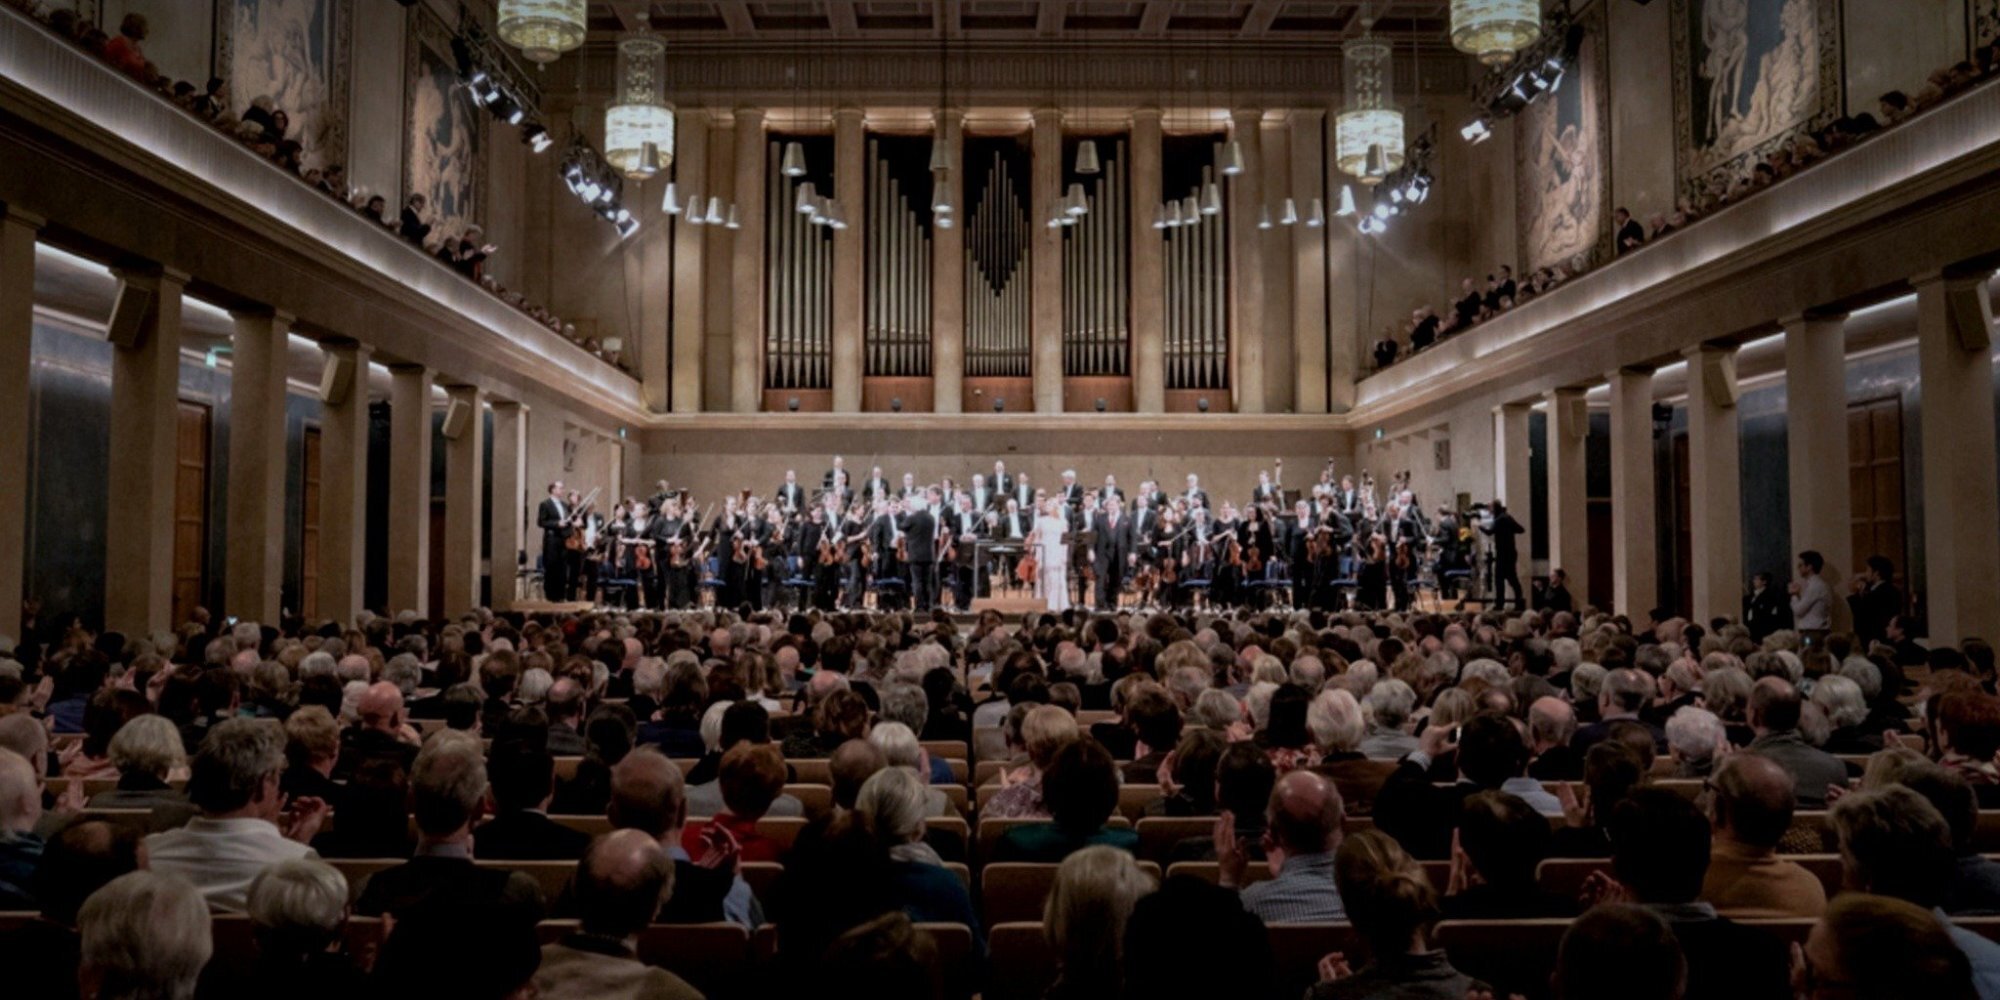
xmin=861 ymin=466 xmax=892 ymax=504
xmin=1615 ymin=206 xmax=1648 ymax=254
xmin=903 ymin=496 xmax=939 ymax=612
xmin=1182 ymin=473 xmax=1210 ymax=512
xmin=822 ymin=455 xmax=847 ymax=491
xmin=1252 ymin=459 xmax=1284 ymax=504
xmin=1742 ymin=572 xmax=1791 ymax=640
xmin=335 ymin=683 xmax=420 ymax=782
xmin=968 ymin=473 xmax=996 ymax=513
xmin=1543 ymin=568 xmax=1575 ymax=614
xmin=1480 ymin=500 xmax=1526 ymax=610
xmin=544 ymin=678 xmax=588 ymax=756
xmin=1008 ymin=473 xmax=1035 ymax=512
xmin=990 ymin=460 xmax=1012 ymax=497
xmin=773 ymin=470 xmax=806 ymax=513
xmin=1092 ymin=498 xmax=1135 ymax=610
xmin=537 ymin=481 xmax=572 ymax=601
xmin=947 ymin=493 xmax=986 ymax=608
xmin=474 ymin=742 xmax=590 ymax=861
xmin=353 ymin=735 xmax=546 ymax=919
xmin=1056 ymin=470 xmax=1083 ymax=511
xmin=1845 ymin=555 xmax=1903 ymax=647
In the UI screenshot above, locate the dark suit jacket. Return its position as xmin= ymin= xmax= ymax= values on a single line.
xmin=904 ymin=510 xmax=938 ymax=563
xmin=334 ymin=728 xmax=419 ymax=783
xmin=475 ymin=810 xmax=591 ymax=861
xmin=545 ymin=723 xmax=587 ymax=757
xmin=1373 ymin=761 xmax=1484 ymax=859
xmin=1743 ymin=587 xmax=1792 ymax=639
xmin=1846 ymin=582 xmax=1902 ymax=644
xmin=538 ymin=496 xmax=569 ymax=548
xmin=1663 ymin=912 xmax=1791 ymax=1000
xmin=1092 ymin=516 xmax=1134 ymax=571
xmin=353 ymin=855 xmax=545 ymax=919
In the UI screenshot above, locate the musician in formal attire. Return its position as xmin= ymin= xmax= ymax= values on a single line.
xmin=652 ymin=498 xmax=696 ymax=609
xmin=1182 ymin=473 xmax=1210 ymax=512
xmin=1253 ymin=460 xmax=1284 ymax=504
xmin=862 ymin=467 xmax=892 ymax=504
xmin=1334 ymin=476 xmax=1360 ymax=515
xmin=991 ymin=460 xmax=1012 ymax=496
xmin=903 ymin=495 xmax=939 ymax=612
xmin=619 ymin=499 xmax=660 ymax=609
xmin=1100 ymin=474 xmax=1125 ymax=505
xmin=823 ymin=455 xmax=847 ymax=491
xmin=869 ymin=499 xmax=906 ymax=610
xmin=898 ymin=472 xmax=920 ymax=500
xmin=828 ymin=470 xmax=855 ymax=508
xmin=774 ymin=471 xmax=805 ymax=513
xmin=572 ymin=491 xmax=602 ymax=604
xmin=947 ymin=493 xmax=985 ymax=609
xmin=1480 ymin=500 xmax=1526 ymax=610
xmin=1056 ymin=470 xmax=1083 ymax=512
xmin=1092 ymin=498 xmax=1135 ymax=610
xmin=841 ymin=502 xmax=872 ymax=611
xmin=537 ymin=482 xmax=572 ymax=602
xmin=1008 ymin=474 xmax=1035 ymax=513
xmin=968 ymin=474 xmax=995 ymax=513
xmin=647 ymin=479 xmax=674 ymax=512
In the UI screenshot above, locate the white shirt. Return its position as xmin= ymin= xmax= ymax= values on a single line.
xmin=1791 ymin=575 xmax=1831 ymax=630
xmin=145 ymin=816 xmax=316 ymax=911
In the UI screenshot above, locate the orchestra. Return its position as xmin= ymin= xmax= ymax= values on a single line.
xmin=536 ymin=455 xmax=1499 ymax=614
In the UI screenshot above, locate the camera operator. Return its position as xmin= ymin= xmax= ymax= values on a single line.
xmin=1478 ymin=499 xmax=1525 ymax=610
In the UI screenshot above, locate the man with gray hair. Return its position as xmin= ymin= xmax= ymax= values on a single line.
xmin=1358 ymin=678 xmax=1419 ymax=760
xmin=535 ymin=829 xmax=703 ymax=1000
xmin=878 ymin=683 xmax=955 ymax=786
xmin=545 ymin=677 xmax=588 ymax=756
xmin=607 ymin=747 xmax=759 ymax=927
xmin=1527 ymin=696 xmax=1582 ymax=781
xmin=78 ymin=870 xmax=212 ymax=1000
xmin=354 ymin=732 xmax=543 ymax=919
xmin=1289 ymin=655 xmax=1327 ymax=696
xmin=145 ymin=718 xmax=326 ymax=910
xmin=868 ymin=722 xmax=953 ymax=818
xmin=1574 ymin=667 xmax=1666 ymax=756
xmin=334 ymin=681 xmax=419 ymax=782
xmin=0 ymin=747 xmax=42 ymax=909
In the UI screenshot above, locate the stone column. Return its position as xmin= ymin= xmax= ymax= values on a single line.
xmin=932 ymin=108 xmax=967 ymax=413
xmin=1684 ymin=344 xmax=1743 ymax=626
xmin=385 ymin=364 xmax=433 ymax=617
xmin=1545 ymin=387 xmax=1590 ymax=608
xmin=1493 ymin=401 xmax=1534 ymax=566
xmin=1608 ymin=367 xmax=1658 ymax=617
xmin=441 ymin=384 xmax=484 ymax=615
xmin=670 ymin=110 xmax=709 ymax=413
xmin=1229 ymin=109 xmax=1266 ymax=413
xmin=318 ymin=342 xmax=370 ymax=625
xmin=831 ymin=106 xmax=866 ymax=412
xmin=1031 ymin=107 xmax=1063 ymax=412
xmin=1128 ymin=108 xmax=1165 ymax=414
xmin=1915 ymin=272 xmax=2000 ymax=647
xmin=0 ymin=208 xmax=41 ymax=643
xmin=224 ymin=308 xmax=292 ymax=623
xmin=731 ymin=107 xmax=767 ymax=412
xmin=489 ymin=400 xmax=526 ymax=611
xmin=105 ymin=267 xmax=186 ymax=635
xmin=1783 ymin=313 xmax=1852 ymax=604
xmin=1291 ymin=109 xmax=1328 ymax=414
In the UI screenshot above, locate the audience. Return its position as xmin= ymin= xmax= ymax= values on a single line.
xmin=534 ymin=829 xmax=703 ymax=1000
xmin=144 ymin=717 xmax=325 ymax=910
xmin=1042 ymin=844 xmax=1154 ymax=1000
xmin=77 ymin=870 xmax=212 ymax=1000
xmin=1310 ymin=828 xmax=1468 ymax=999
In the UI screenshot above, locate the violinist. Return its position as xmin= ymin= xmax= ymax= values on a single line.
xmin=651 ymin=497 xmax=696 ymax=609
xmin=536 ymin=481 xmax=573 ymax=601
xmin=619 ymin=499 xmax=660 ymax=609
xmin=947 ymin=492 xmax=986 ymax=610
xmin=1357 ymin=531 xmax=1390 ymax=611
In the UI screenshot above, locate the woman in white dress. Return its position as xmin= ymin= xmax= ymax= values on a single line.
xmin=1028 ymin=498 xmax=1070 ymax=612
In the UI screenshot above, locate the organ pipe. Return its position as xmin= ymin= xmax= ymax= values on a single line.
xmin=1061 ymin=140 xmax=1131 ymax=377
xmin=1161 ymin=156 xmax=1228 ymax=391
xmin=765 ymin=139 xmax=832 ymax=389
xmin=964 ymin=148 xmax=1030 ymax=378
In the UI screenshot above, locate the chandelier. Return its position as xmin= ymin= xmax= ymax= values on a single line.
xmin=496 ymin=0 xmax=586 ymax=65
xmin=604 ymin=35 xmax=676 ymax=180
xmin=1451 ymin=0 xmax=1543 ymax=67
xmin=1335 ymin=26 xmax=1403 ymax=185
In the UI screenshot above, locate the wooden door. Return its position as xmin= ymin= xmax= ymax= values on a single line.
xmin=172 ymin=402 xmax=210 ymax=626
xmin=300 ymin=426 xmax=322 ymax=618
xmin=1848 ymin=396 xmax=1907 ymax=582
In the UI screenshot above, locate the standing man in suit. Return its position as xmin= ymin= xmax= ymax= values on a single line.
xmin=1010 ymin=473 xmax=1035 ymax=512
xmin=538 ymin=482 xmax=572 ymax=601
xmin=991 ymin=460 xmax=1012 ymax=497
xmin=1253 ymin=459 xmax=1284 ymax=504
xmin=863 ymin=466 xmax=892 ymax=504
xmin=1183 ymin=473 xmax=1210 ymax=513
xmin=969 ymin=473 xmax=994 ymax=513
xmin=1846 ymin=555 xmax=1903 ymax=647
xmin=1057 ymin=470 xmax=1083 ymax=511
xmin=903 ymin=495 xmax=939 ymax=612
xmin=1100 ymin=474 xmax=1126 ymax=505
xmin=823 ymin=455 xmax=847 ymax=491
xmin=1093 ymin=498 xmax=1135 ymax=610
xmin=947 ymin=493 xmax=986 ymax=607
xmin=774 ymin=470 xmax=805 ymax=513
xmin=1480 ymin=500 xmax=1525 ymax=610
xmin=1743 ymin=572 xmax=1791 ymax=640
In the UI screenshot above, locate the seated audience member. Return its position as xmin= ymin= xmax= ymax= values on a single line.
xmin=1379 ymin=711 xmax=1563 ymax=858
xmin=1596 ymin=788 xmax=1791 ymax=1000
xmin=1224 ymin=769 xmax=1347 ymax=922
xmin=0 ymin=748 xmax=44 ymax=908
xmin=1123 ymin=873 xmax=1277 ymax=1000
xmin=1149 ymin=728 xmax=1225 ymax=817
xmin=0 ymin=819 xmax=140 ymax=1000
xmin=994 ymin=739 xmax=1138 ymax=862
xmin=1043 ymin=844 xmax=1156 ymax=1000
xmin=681 ymin=742 xmax=790 ymax=862
xmin=1664 ymin=705 xmax=1728 ymax=778
xmin=1256 ymin=683 xmax=1321 ymax=774
xmin=1573 ymin=668 xmax=1666 ymax=756
xmin=278 ymin=706 xmax=348 ymax=817
xmin=308 ymin=757 xmax=413 ymax=859
xmin=984 ymin=704 xmax=1080 ymax=820
xmin=475 ymin=740 xmax=591 ymax=860
xmin=1899 ymin=764 xmax=2000 ymax=914
xmin=1442 ymin=790 xmax=1575 ymax=919
xmin=1527 ymin=696 xmax=1583 ymax=780
xmin=868 ymin=721 xmax=953 ymax=818
xmin=1746 ymin=676 xmax=1849 ymax=808
xmin=1358 ymin=679 xmax=1420 ymax=759
xmin=1828 ymin=785 xmax=2000 ymax=995
xmin=67 ymin=688 xmax=147 ymax=778
xmin=533 ymin=830 xmax=704 ymax=1000
xmin=334 ymin=681 xmax=420 ymax=781
xmin=1806 ymin=894 xmax=1979 ymax=1000
xmin=1120 ymin=685 xmax=1184 ymax=784
xmin=783 ymin=687 xmax=872 ymax=760
xmin=219 ymin=859 xmax=367 ymax=1000
xmin=855 ymin=767 xmax=981 ymax=939
xmin=638 ymin=661 xmax=709 ymax=756
xmin=372 ymin=894 xmax=543 ymax=1000
xmin=144 ymin=717 xmax=326 ymax=911
xmin=1553 ymin=903 xmax=1688 ymax=1000
xmin=77 ymin=871 xmax=212 ymax=1000
xmin=353 ymin=732 xmax=543 ymax=919
xmin=1699 ymin=753 xmax=1827 ymax=918
xmin=607 ymin=747 xmax=759 ymax=927
xmin=86 ymin=713 xmax=195 ymax=829
xmin=815 ymin=911 xmax=943 ymax=999
xmin=1309 ymin=828 xmax=1469 ymax=999
xmin=1813 ymin=674 xmax=1881 ymax=754
xmin=543 ymin=677 xmax=589 ymax=756
xmin=552 ymin=704 xmax=637 ymax=815
xmin=1936 ymin=693 xmax=2000 ymax=803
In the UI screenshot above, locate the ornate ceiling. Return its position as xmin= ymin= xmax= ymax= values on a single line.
xmin=584 ymin=2 xmax=1459 ymax=46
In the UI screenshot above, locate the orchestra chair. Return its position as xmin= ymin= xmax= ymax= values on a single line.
xmin=981 ymin=860 xmax=1163 ymax=925
xmin=699 ymin=557 xmax=727 ymax=607
xmin=779 ymin=557 xmax=816 ymax=609
xmin=987 ymin=922 xmax=1058 ymax=1000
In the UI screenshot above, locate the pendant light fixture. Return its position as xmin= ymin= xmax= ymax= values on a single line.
xmin=724 ymin=204 xmax=741 ymax=230
xmin=1336 ymin=185 xmax=1358 ymax=217
xmin=685 ymin=192 xmax=705 ymax=226
xmin=1306 ymin=198 xmax=1326 ymax=227
xmin=1257 ymin=205 xmax=1273 ymax=230
xmin=704 ymin=196 xmax=725 ymax=225
xmin=1076 ymin=139 xmax=1102 ymax=175
xmin=604 ymin=35 xmax=675 ymax=180
xmin=1065 ymin=183 xmax=1088 ymax=217
xmin=1220 ymin=139 xmax=1245 ymax=176
xmin=1280 ymin=198 xmax=1299 ymax=226
xmin=1167 ymin=201 xmax=1184 ymax=228
xmin=1450 ymin=0 xmax=1543 ymax=67
xmin=496 ymin=0 xmax=586 ymax=66
xmin=661 ymin=181 xmax=681 ymax=214
xmin=782 ymin=141 xmax=807 ymax=177
xmin=1335 ymin=12 xmax=1405 ymax=184
xmin=1200 ymin=181 xmax=1223 ymax=216
xmin=795 ymin=182 xmax=817 ymax=213
xmin=1182 ymin=195 xmax=1200 ymax=223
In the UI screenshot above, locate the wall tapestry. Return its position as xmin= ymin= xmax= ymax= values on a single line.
xmin=1516 ymin=2 xmax=1610 ymax=276
xmin=215 ymin=0 xmax=351 ymax=172
xmin=1671 ymin=0 xmax=1843 ymax=208
xmin=403 ymin=3 xmax=483 ymax=244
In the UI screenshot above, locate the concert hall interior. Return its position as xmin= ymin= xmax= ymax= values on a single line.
xmin=7 ymin=0 xmax=2000 ymax=997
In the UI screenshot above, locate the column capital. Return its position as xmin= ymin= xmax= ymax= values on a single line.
xmin=1609 ymin=364 xmax=1656 ymax=380
xmin=1494 ymin=400 xmax=1535 ymax=415
xmin=0 ymin=204 xmax=47 ymax=230
xmin=1289 ymin=107 xmax=1327 ymax=125
xmin=832 ymin=106 xmax=865 ymax=122
xmin=1779 ymin=310 xmax=1848 ymax=330
xmin=229 ymin=305 xmax=295 ymax=328
xmin=110 ymin=263 xmax=192 ymax=289
xmin=1230 ymin=107 xmax=1266 ymax=123
xmin=1030 ymin=106 xmax=1062 ymax=124
xmin=1681 ymin=341 xmax=1736 ymax=359
xmin=386 ymin=361 xmax=429 ymax=376
xmin=1129 ymin=106 xmax=1163 ymax=124
xmin=1910 ymin=267 xmax=1997 ymax=291
xmin=443 ymin=382 xmax=481 ymax=398
xmin=324 ymin=338 xmax=374 ymax=358
xmin=1546 ymin=385 xmax=1588 ymax=401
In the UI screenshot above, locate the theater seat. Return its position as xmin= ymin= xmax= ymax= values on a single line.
xmin=633 ymin=922 xmax=753 ymax=998
xmin=986 ymin=922 xmax=1058 ymax=1000
xmin=1434 ymin=918 xmax=1571 ymax=998
xmin=981 ymin=860 xmax=1163 ymax=925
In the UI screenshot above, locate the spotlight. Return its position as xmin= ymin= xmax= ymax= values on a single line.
xmin=795 ymin=182 xmax=817 ymax=214
xmin=578 ymin=179 xmax=602 ymax=202
xmin=1389 ymin=186 xmax=1404 ymax=204
xmin=615 ymin=216 xmax=639 ymax=238
xmin=1461 ymin=118 xmax=1492 ymax=144
xmin=1373 ymin=201 xmax=1392 ymax=220
xmin=523 ymin=125 xmax=552 ymax=153
xmin=614 ymin=207 xmax=633 ymax=224
xmin=993 ymin=397 xmax=1005 ymax=412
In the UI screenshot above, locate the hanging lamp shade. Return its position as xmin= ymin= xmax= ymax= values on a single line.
xmin=497 ymin=0 xmax=586 ymax=65
xmin=1335 ymin=30 xmax=1405 ymax=184
xmin=1307 ymin=197 xmax=1327 ymax=227
xmin=1280 ymin=198 xmax=1299 ymax=225
xmin=1166 ymin=201 xmax=1184 ymax=228
xmin=1200 ymin=181 xmax=1222 ymax=216
xmin=1257 ymin=205 xmax=1273 ymax=230
xmin=1182 ymin=195 xmax=1200 ymax=223
xmin=931 ymin=174 xmax=953 ymax=215
xmin=795 ymin=182 xmax=817 ymax=213
xmin=1075 ymin=139 xmax=1102 ymax=175
xmin=1152 ymin=203 xmax=1168 ymax=230
xmin=661 ymin=181 xmax=681 ymax=214
xmin=1336 ymin=185 xmax=1358 ymax=217
xmin=724 ymin=204 xmax=741 ymax=230
xmin=705 ymin=197 xmax=725 ymax=225
xmin=1065 ymin=183 xmax=1088 ymax=216
xmin=929 ymin=137 xmax=951 ymax=172
xmin=1364 ymin=143 xmax=1389 ymax=177
xmin=604 ymin=36 xmax=676 ymax=180
xmin=685 ymin=191 xmax=705 ymax=225
xmin=1220 ymin=139 xmax=1245 ymax=176
xmin=781 ymin=141 xmax=808 ymax=177
xmin=1450 ymin=0 xmax=1543 ymax=67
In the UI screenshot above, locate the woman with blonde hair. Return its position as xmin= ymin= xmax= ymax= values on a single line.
xmin=1309 ymin=829 xmax=1470 ymax=999
xmin=1043 ymin=845 xmax=1156 ymax=1000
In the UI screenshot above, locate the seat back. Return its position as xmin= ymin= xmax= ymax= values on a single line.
xmin=986 ymin=922 xmax=1058 ymax=1000
xmin=1134 ymin=816 xmax=1214 ymax=863
xmin=1434 ymin=918 xmax=1572 ymax=999
xmin=632 ymin=922 xmax=752 ymax=998
xmin=980 ymin=861 xmax=1163 ymax=925
xmin=755 ymin=816 xmax=809 ymax=853
xmin=1115 ymin=784 xmax=1162 ymax=823
xmin=1267 ymin=923 xmax=1364 ymax=999
xmin=324 ymin=858 xmax=406 ymax=904
xmin=1162 ymin=860 xmax=1275 ymax=886
xmin=551 ymin=814 xmax=616 ymax=837
xmin=782 ymin=783 xmax=833 ymax=818
xmin=477 ymin=860 xmax=574 ymax=905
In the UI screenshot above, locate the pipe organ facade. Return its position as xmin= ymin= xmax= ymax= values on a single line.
xmin=1061 ymin=138 xmax=1129 ymax=378
xmin=764 ymin=136 xmax=833 ymax=393
xmin=962 ymin=138 xmax=1033 ymax=379
xmin=865 ymin=136 xmax=934 ymax=378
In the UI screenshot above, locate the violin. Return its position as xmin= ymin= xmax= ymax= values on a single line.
xmin=1245 ymin=544 xmax=1265 ymax=576
xmin=634 ymin=537 xmax=655 ymax=572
